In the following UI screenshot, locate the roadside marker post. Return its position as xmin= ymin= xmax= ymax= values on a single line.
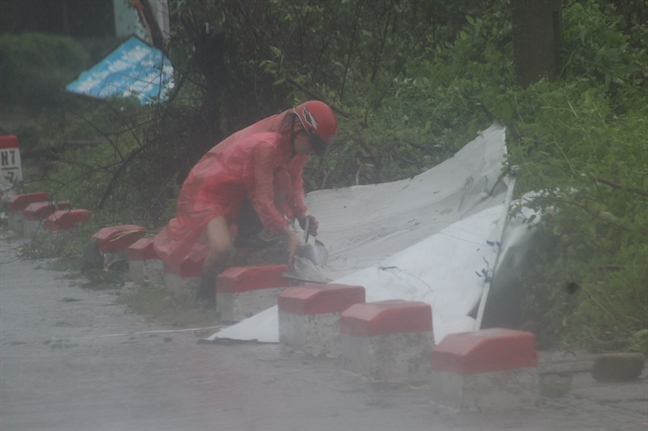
xmin=0 ymin=136 xmax=23 ymax=202
xmin=278 ymin=284 xmax=365 ymax=357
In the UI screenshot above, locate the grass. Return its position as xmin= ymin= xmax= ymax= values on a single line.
xmin=115 ymin=283 xmax=219 ymax=328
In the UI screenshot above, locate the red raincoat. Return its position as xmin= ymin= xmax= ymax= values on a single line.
xmin=154 ymin=109 xmax=308 ymax=271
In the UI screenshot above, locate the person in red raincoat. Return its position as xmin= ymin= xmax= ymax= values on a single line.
xmin=153 ymin=101 xmax=338 ymax=306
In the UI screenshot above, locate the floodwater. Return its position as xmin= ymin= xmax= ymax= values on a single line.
xmin=1 ymin=235 xmax=646 ymax=430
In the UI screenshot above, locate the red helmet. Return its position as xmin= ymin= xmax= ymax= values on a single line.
xmin=293 ymin=101 xmax=338 ymax=157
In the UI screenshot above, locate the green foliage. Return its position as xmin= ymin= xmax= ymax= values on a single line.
xmin=505 ymin=0 xmax=648 ymax=353
xmin=285 ymin=0 xmax=512 ymax=188
xmin=17 ymin=221 xmax=98 ymax=267
xmin=568 ymin=244 xmax=648 ymax=353
xmin=0 ymin=33 xmax=90 ymax=110
xmin=16 ymin=97 xmax=185 ymax=225
xmin=562 ymin=0 xmax=647 ymax=95
xmin=163 ymin=0 xmax=504 ymax=187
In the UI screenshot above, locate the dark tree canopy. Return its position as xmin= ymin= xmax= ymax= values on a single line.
xmin=0 ymin=0 xmax=115 ymax=38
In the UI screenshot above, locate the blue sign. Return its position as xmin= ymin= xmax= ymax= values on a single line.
xmin=66 ymin=36 xmax=173 ymax=104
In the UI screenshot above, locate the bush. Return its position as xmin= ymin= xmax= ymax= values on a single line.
xmin=0 ymin=33 xmax=90 ymax=110
xmin=506 ymin=0 xmax=648 ymax=354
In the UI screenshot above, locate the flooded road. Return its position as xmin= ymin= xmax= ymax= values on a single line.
xmin=1 ymin=235 xmax=646 ymax=430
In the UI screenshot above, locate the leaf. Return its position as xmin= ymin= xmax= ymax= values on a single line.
xmin=494 ymin=101 xmax=513 ymax=122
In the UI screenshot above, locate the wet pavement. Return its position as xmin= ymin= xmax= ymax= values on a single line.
xmin=1 ymin=234 xmax=647 ymax=430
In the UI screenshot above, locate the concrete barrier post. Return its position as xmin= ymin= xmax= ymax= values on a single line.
xmin=216 ymin=265 xmax=290 ymax=322
xmin=429 ymin=328 xmax=539 ymax=411
xmin=6 ymin=192 xmax=49 ymax=234
xmin=23 ymin=202 xmax=71 ymax=237
xmin=0 ymin=135 xmax=24 ymax=202
xmin=163 ymin=255 xmax=203 ymax=300
xmin=340 ymin=300 xmax=434 ymax=383
xmin=42 ymin=209 xmax=92 ymax=245
xmin=278 ymin=284 xmax=365 ymax=357
xmin=92 ymin=225 xmax=146 ymax=270
xmin=127 ymin=237 xmax=163 ymax=287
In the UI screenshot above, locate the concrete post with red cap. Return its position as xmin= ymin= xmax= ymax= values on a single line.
xmin=429 ymin=328 xmax=539 ymax=411
xmin=216 ymin=265 xmax=291 ymax=322
xmin=278 ymin=284 xmax=365 ymax=357
xmin=127 ymin=237 xmax=163 ymax=287
xmin=41 ymin=209 xmax=92 ymax=245
xmin=6 ymin=192 xmax=49 ymax=234
xmin=163 ymin=253 xmax=204 ymax=300
xmin=23 ymin=201 xmax=72 ymax=237
xmin=339 ymin=300 xmax=434 ymax=383
xmin=92 ymin=225 xmax=146 ymax=271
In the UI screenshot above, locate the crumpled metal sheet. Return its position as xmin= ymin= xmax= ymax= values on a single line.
xmin=207 ymin=123 xmax=535 ymax=344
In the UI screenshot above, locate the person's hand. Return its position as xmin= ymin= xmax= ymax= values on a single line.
xmin=299 ymin=215 xmax=319 ymax=237
xmin=281 ymin=226 xmax=301 ymax=265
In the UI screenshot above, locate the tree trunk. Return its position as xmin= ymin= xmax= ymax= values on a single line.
xmin=511 ymin=0 xmax=563 ymax=88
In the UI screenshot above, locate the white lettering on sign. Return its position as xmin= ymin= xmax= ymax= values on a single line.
xmin=0 ymin=148 xmax=23 ymax=200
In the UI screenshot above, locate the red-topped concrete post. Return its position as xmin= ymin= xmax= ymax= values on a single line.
xmin=163 ymin=252 xmax=204 ymax=300
xmin=127 ymin=237 xmax=163 ymax=287
xmin=340 ymin=300 xmax=434 ymax=383
xmin=6 ymin=192 xmax=49 ymax=234
xmin=43 ymin=209 xmax=92 ymax=231
xmin=23 ymin=201 xmax=72 ymax=237
xmin=41 ymin=209 xmax=92 ymax=244
xmin=92 ymin=225 xmax=146 ymax=253
xmin=429 ymin=328 xmax=539 ymax=411
xmin=91 ymin=225 xmax=146 ymax=270
xmin=216 ymin=265 xmax=290 ymax=322
xmin=278 ymin=284 xmax=365 ymax=357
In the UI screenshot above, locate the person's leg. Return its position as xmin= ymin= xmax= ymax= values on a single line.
xmin=196 ymin=216 xmax=232 ymax=306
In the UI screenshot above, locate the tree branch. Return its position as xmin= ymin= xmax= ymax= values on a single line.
xmin=339 ymin=0 xmax=364 ymax=102
xmin=539 ymin=196 xmax=646 ymax=234
xmin=593 ymin=176 xmax=648 ymax=198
